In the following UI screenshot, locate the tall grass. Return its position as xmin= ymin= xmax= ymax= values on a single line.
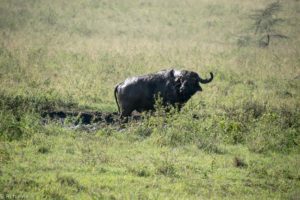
xmin=0 ymin=0 xmax=299 ymax=199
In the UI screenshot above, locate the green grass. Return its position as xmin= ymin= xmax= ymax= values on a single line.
xmin=1 ymin=0 xmax=300 ymax=199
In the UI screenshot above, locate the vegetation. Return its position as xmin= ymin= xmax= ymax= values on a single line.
xmin=0 ymin=0 xmax=299 ymax=199
xmin=250 ymin=1 xmax=288 ymax=47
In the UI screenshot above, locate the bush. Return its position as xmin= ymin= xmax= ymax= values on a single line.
xmin=56 ymin=175 xmax=85 ymax=192
xmin=127 ymin=165 xmax=152 ymax=177
xmin=246 ymin=112 xmax=299 ymax=153
xmin=125 ymin=98 xmax=299 ymax=154
xmin=148 ymin=111 xmax=199 ymax=147
xmin=155 ymin=153 xmax=177 ymax=177
xmin=0 ymin=110 xmax=41 ymax=141
xmin=0 ymin=92 xmax=78 ymax=113
xmin=0 ymin=92 xmax=80 ymax=141
xmin=197 ymin=137 xmax=224 ymax=154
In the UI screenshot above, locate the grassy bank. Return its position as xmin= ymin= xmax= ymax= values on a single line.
xmin=0 ymin=0 xmax=299 ymax=199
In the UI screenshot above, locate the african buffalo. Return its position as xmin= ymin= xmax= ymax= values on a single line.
xmin=114 ymin=69 xmax=213 ymax=117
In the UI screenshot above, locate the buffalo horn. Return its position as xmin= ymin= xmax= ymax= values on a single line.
xmin=198 ymin=72 xmax=214 ymax=84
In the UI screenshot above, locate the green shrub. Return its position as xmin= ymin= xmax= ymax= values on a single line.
xmin=128 ymin=165 xmax=152 ymax=177
xmin=37 ymin=146 xmax=50 ymax=154
xmin=0 ymin=92 xmax=78 ymax=113
xmin=131 ymin=121 xmax=152 ymax=140
xmin=56 ymin=175 xmax=85 ymax=192
xmin=0 ymin=143 xmax=10 ymax=163
xmin=155 ymin=155 xmax=177 ymax=177
xmin=43 ymin=190 xmax=67 ymax=200
xmin=246 ymin=112 xmax=299 ymax=153
xmin=233 ymin=156 xmax=248 ymax=168
xmin=0 ymin=110 xmax=40 ymax=141
xmin=197 ymin=136 xmax=223 ymax=154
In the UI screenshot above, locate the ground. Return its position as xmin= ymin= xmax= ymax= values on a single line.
xmin=0 ymin=0 xmax=299 ymax=199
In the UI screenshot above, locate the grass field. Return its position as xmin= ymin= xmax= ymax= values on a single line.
xmin=0 ymin=0 xmax=300 ymax=199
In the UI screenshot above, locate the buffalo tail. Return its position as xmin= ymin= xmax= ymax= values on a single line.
xmin=114 ymin=85 xmax=120 ymax=114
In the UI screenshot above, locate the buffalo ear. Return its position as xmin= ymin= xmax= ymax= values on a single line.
xmin=167 ymin=69 xmax=175 ymax=78
xmin=175 ymin=76 xmax=182 ymax=88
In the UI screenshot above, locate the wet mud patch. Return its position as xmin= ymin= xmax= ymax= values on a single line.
xmin=41 ymin=111 xmax=119 ymax=125
xmin=41 ymin=110 xmax=141 ymax=131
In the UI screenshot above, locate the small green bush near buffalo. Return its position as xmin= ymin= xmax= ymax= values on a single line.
xmin=0 ymin=0 xmax=299 ymax=199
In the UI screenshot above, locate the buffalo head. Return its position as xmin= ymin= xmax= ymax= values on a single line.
xmin=174 ymin=70 xmax=213 ymax=103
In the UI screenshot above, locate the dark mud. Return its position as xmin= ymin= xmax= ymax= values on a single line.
xmin=41 ymin=109 xmax=203 ymax=132
xmin=41 ymin=110 xmax=141 ymax=131
xmin=41 ymin=111 xmax=119 ymax=125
